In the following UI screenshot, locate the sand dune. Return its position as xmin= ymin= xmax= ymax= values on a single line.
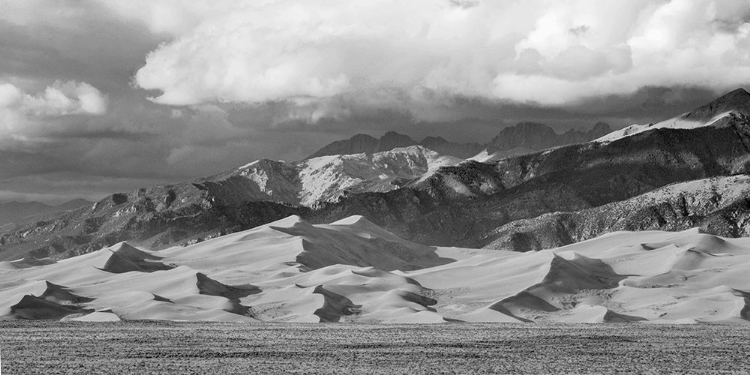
xmin=2 ymin=215 xmax=750 ymax=324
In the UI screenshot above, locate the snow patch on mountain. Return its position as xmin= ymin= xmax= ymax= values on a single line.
xmin=595 ymin=112 xmax=739 ymax=143
xmin=234 ymin=145 xmax=463 ymax=207
xmin=596 ymin=88 xmax=750 ymax=143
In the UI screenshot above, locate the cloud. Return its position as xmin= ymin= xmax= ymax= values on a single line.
xmin=101 ymin=0 xmax=239 ymax=36
xmin=130 ymin=0 xmax=524 ymax=108
xmin=3 ymin=0 xmax=750 ymax=204
xmin=1 ymin=80 xmax=107 ymax=116
xmin=19 ymin=81 xmax=108 ymax=116
xmin=0 ymin=80 xmax=108 ymax=148
xmin=122 ymin=0 xmax=750 ymax=110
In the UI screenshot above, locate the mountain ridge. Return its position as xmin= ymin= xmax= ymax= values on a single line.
xmin=0 ymin=146 xmax=461 ymax=260
xmin=597 ymin=87 xmax=750 ymax=142
xmin=3 ymin=123 xmax=750 ymax=260
xmin=308 ymin=122 xmax=612 ymax=159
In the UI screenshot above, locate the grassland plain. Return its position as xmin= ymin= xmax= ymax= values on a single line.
xmin=1 ymin=321 xmax=749 ymax=374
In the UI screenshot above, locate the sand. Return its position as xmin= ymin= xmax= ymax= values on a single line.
xmin=1 ymin=215 xmax=750 ymax=324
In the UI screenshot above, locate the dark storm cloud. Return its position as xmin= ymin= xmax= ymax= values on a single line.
xmin=2 ymin=0 xmax=750 ymax=204
xmin=0 ymin=6 xmax=164 ymax=94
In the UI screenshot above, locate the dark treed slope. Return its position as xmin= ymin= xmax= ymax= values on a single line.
xmin=485 ymin=175 xmax=750 ymax=252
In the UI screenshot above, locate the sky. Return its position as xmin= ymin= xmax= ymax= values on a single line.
xmin=1 ymin=0 xmax=749 ymax=203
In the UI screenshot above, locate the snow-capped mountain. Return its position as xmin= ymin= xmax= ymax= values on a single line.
xmin=0 ymin=146 xmax=464 ymax=260
xmin=596 ymin=88 xmax=750 ymax=142
xmin=233 ymin=145 xmax=463 ymax=206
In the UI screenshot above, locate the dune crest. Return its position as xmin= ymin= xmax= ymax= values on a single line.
xmin=2 ymin=215 xmax=750 ymax=324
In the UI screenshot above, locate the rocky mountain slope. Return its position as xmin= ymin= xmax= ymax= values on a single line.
xmin=2 ymin=215 xmax=750 ymax=324
xmin=487 ymin=175 xmax=750 ymax=251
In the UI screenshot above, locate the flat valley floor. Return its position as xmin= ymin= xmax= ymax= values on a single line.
xmin=1 ymin=322 xmax=748 ymax=374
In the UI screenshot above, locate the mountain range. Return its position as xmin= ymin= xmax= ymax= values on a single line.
xmin=308 ymin=122 xmax=612 ymax=159
xmin=1 ymin=88 xmax=750 ymax=265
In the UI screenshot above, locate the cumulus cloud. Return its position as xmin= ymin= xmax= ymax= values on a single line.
xmin=0 ymin=80 xmax=108 ymax=148
xmin=102 ymin=0 xmax=239 ymax=36
xmin=124 ymin=0 xmax=750 ymax=110
xmin=1 ymin=80 xmax=107 ymax=116
xmin=131 ymin=0 xmax=525 ymax=107
xmin=20 ymin=81 xmax=108 ymax=116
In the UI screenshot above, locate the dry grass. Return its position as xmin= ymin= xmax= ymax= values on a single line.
xmin=1 ymin=321 xmax=749 ymax=374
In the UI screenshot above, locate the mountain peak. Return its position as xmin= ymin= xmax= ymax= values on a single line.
xmin=683 ymin=87 xmax=750 ymax=122
xmin=595 ymin=87 xmax=750 ymax=143
xmin=307 ymin=133 xmax=381 ymax=159
xmin=420 ymin=136 xmax=448 ymax=143
xmin=707 ymin=87 xmax=750 ymax=108
xmin=350 ymin=133 xmax=378 ymax=141
xmin=382 ymin=130 xmax=409 ymax=138
xmin=721 ymin=87 xmax=750 ymax=99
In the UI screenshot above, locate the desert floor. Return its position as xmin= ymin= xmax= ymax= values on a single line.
xmin=1 ymin=322 xmax=748 ymax=374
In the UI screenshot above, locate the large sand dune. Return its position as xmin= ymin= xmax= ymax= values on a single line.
xmin=1 ymin=215 xmax=749 ymax=324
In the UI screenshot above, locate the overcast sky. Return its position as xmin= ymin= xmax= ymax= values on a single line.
xmin=1 ymin=0 xmax=749 ymax=203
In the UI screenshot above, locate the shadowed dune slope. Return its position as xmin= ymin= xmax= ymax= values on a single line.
xmin=2 ymin=215 xmax=750 ymax=324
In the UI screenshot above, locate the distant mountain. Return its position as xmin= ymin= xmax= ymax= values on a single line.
xmin=0 ymin=199 xmax=92 ymax=229
xmin=309 ymin=122 xmax=612 ymax=160
xmin=308 ymin=130 xmax=485 ymax=159
xmin=54 ymin=199 xmax=92 ymax=212
xmin=0 ymin=201 xmax=50 ymax=225
xmin=418 ymin=136 xmax=486 ymax=159
xmin=307 ymin=131 xmax=415 ymax=158
xmin=487 ymin=121 xmax=611 ymax=151
xmin=597 ymin=88 xmax=750 ymax=142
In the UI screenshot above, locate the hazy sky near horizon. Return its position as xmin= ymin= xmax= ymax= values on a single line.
xmin=1 ymin=0 xmax=749 ymax=203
